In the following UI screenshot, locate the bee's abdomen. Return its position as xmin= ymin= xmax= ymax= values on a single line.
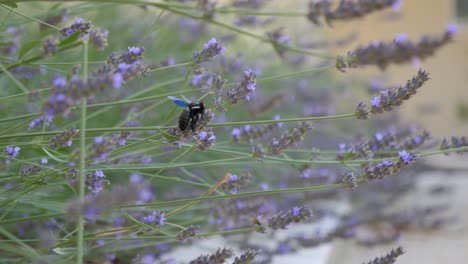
xmin=178 ymin=109 xmax=190 ymax=131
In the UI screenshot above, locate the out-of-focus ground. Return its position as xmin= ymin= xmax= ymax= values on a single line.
xmin=162 ymin=156 xmax=468 ymax=264
xmin=326 ymin=156 xmax=468 ymax=264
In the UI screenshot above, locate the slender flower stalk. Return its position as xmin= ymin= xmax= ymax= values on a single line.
xmin=355 ymin=69 xmax=429 ymax=118
xmin=337 ymin=24 xmax=457 ymax=70
xmin=308 ymin=0 xmax=399 ymax=26
xmin=269 ymin=122 xmax=312 ymax=155
xmin=363 ymin=150 xmax=418 ymax=181
xmin=188 ymin=248 xmax=233 ymax=264
xmin=364 ymin=246 xmax=404 ymax=264
xmin=440 ymin=136 xmax=468 ymax=154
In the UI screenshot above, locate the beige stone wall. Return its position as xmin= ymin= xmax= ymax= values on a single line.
xmin=324 ymin=0 xmax=468 ymax=137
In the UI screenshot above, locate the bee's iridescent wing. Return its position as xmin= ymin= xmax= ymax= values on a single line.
xmin=168 ymin=96 xmax=189 ymax=108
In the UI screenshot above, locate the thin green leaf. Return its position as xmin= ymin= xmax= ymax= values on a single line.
xmin=42 ymin=147 xmax=69 ymax=163
xmin=0 ymin=1 xmax=18 ymax=8
xmin=18 ymin=40 xmax=42 ymax=59
xmin=58 ymin=31 xmax=80 ymax=47
xmin=158 ymin=128 xmax=180 ymax=141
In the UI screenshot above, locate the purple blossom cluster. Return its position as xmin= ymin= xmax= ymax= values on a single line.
xmin=364 ymin=246 xmax=404 ymax=264
xmin=188 ymin=248 xmax=233 ymax=264
xmin=4 ymin=145 xmax=20 ymax=159
xmin=338 ymin=129 xmax=430 ymax=160
xmin=219 ymin=173 xmax=251 ymax=194
xmin=233 ymin=0 xmax=269 ymax=26
xmin=308 ymin=0 xmax=399 ymax=26
xmin=440 ymin=136 xmax=468 ymax=154
xmin=232 ymin=249 xmax=258 ymax=264
xmin=364 ymin=151 xmax=418 ymax=181
xmin=71 ymin=132 xmax=130 ymax=164
xmin=251 ymin=144 xmax=266 ymax=161
xmin=265 ymin=206 xmax=313 ymax=230
xmin=28 ymin=115 xmax=53 ymax=130
xmin=232 ymin=116 xmax=282 ymax=144
xmin=49 ymin=128 xmax=78 ymax=148
xmin=142 ymin=211 xmax=166 ymax=226
xmin=85 ymin=170 xmax=108 ymax=194
xmin=195 ymin=130 xmax=216 ymax=151
xmin=192 ymin=38 xmax=225 ymax=65
xmin=341 ymin=170 xmax=358 ymax=190
xmin=211 ymin=75 xmax=227 ymax=112
xmin=43 ymin=46 xmax=148 ymax=118
xmin=355 ymin=69 xmax=429 ymax=119
xmin=21 ymin=158 xmax=48 ymax=177
xmin=42 ymin=36 xmax=59 ymax=56
xmin=267 ymin=28 xmax=291 ymax=58
xmin=226 ymin=69 xmax=257 ymax=104
xmin=269 ymin=122 xmax=312 ymax=155
xmin=337 ymin=25 xmax=457 ymax=70
xmin=89 ymin=28 xmax=109 ymax=51
xmin=176 ymin=225 xmax=200 ymax=241
xmin=60 ymin=17 xmax=91 ymax=37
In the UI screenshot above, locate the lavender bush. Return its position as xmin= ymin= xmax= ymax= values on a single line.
xmin=0 ymin=1 xmax=466 ymax=263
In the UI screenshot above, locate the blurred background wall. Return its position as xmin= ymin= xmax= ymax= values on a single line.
xmin=324 ymin=0 xmax=468 ymax=137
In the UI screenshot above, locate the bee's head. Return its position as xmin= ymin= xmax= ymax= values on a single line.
xmin=189 ymin=101 xmax=204 ymax=111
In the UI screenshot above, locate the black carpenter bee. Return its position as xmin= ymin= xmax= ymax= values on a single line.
xmin=168 ymin=96 xmax=205 ymax=132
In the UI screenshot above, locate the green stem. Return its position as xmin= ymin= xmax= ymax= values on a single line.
xmin=1 ymin=41 xmax=82 ymax=74
xmin=122 ymin=183 xmax=344 ymax=208
xmin=0 ymin=4 xmax=61 ymax=30
xmin=0 ymin=61 xmax=29 ymax=93
xmin=76 ymin=40 xmax=88 ymax=264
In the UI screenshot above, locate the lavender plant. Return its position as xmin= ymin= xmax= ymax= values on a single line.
xmin=0 ymin=1 xmax=466 ymax=264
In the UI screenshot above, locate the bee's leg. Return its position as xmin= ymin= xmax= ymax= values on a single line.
xmin=191 ymin=115 xmax=200 ymax=131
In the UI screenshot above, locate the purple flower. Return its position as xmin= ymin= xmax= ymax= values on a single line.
xmin=232 ymin=128 xmax=241 ymax=138
xmin=446 ymin=23 xmax=459 ymax=35
xmin=371 ymin=96 xmax=381 ymax=107
xmin=53 ymin=76 xmax=67 ymax=87
xmin=85 ymin=170 xmax=108 ymax=194
xmin=41 ymin=158 xmax=48 ymax=164
xmin=95 ymin=170 xmax=105 ymax=178
xmin=394 ymin=33 xmax=408 ymax=43
xmin=274 ymin=115 xmax=283 ymax=128
xmin=226 ymin=69 xmax=257 ymax=104
xmin=198 ymin=131 xmax=208 ymax=140
xmin=375 ymin=133 xmax=384 ymax=141
xmin=117 ymin=63 xmax=131 ymax=72
xmin=392 ymin=0 xmax=402 ymax=12
xmin=143 ymin=211 xmax=166 ymax=226
xmin=75 ymin=17 xmax=84 ymax=24
xmin=60 ymin=17 xmax=91 ymax=37
xmin=141 ymin=254 xmax=156 ymax=264
xmin=229 ymin=174 xmax=238 ymax=182
xmin=5 ymin=146 xmax=20 ymax=158
xmin=28 ymin=115 xmax=53 ymax=130
xmin=291 ymin=206 xmax=301 ymax=217
xmin=84 ymin=205 xmax=99 ymax=223
xmin=130 ymin=173 xmax=143 ymax=184
xmin=128 ymin=46 xmax=141 ymax=55
xmin=382 ymin=160 xmax=393 ymax=167
xmin=399 ymin=150 xmax=416 ymax=164
xmin=112 ymin=72 xmax=123 ymax=89
xmin=192 ymin=37 xmax=224 ymax=64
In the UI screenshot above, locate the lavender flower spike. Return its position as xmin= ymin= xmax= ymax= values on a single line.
xmin=356 ymin=69 xmax=429 ymax=117
xmin=192 ymin=37 xmax=225 ymax=64
xmin=226 ymin=69 xmax=257 ymax=104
